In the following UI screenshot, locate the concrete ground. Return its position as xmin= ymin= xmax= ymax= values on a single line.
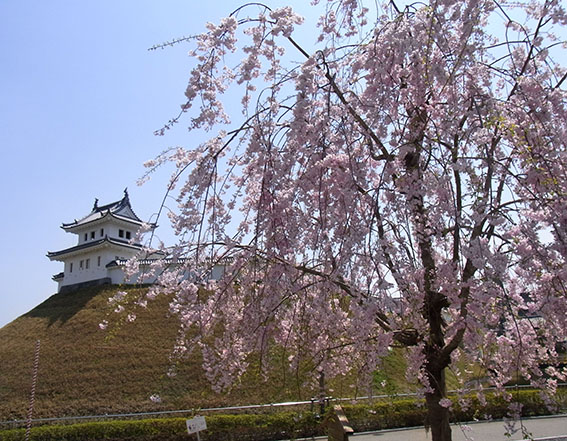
xmin=350 ymin=414 xmax=567 ymax=441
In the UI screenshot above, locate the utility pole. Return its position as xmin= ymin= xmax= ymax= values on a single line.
xmin=319 ymin=370 xmax=326 ymax=415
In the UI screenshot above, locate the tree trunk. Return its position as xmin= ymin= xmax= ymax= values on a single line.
xmin=425 ymin=361 xmax=452 ymax=441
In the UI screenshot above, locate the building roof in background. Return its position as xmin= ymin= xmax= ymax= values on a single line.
xmin=47 ymin=236 xmax=143 ymax=261
xmin=61 ymin=189 xmax=155 ymax=231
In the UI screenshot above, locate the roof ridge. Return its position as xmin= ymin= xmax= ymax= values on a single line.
xmin=92 ymin=189 xmax=130 ymax=214
xmin=61 ymin=190 xmax=146 ymax=229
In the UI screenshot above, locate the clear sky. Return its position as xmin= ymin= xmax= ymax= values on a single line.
xmin=3 ymin=2 xmax=561 ymax=328
xmin=0 ymin=0 xmax=321 ymax=327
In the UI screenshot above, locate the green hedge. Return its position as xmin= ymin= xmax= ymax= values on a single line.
xmin=0 ymin=411 xmax=321 ymax=441
xmin=1 ymin=389 xmax=565 ymax=441
xmin=342 ymin=389 xmax=567 ymax=432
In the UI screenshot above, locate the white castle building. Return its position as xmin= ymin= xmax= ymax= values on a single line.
xmin=48 ymin=190 xmax=227 ymax=293
xmin=47 ymin=190 xmax=157 ymax=292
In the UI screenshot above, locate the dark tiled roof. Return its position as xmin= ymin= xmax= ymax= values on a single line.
xmin=52 ymin=272 xmax=64 ymax=281
xmin=47 ymin=236 xmax=143 ymax=259
xmin=61 ymin=189 xmax=156 ymax=230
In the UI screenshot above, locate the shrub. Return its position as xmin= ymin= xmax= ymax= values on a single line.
xmin=0 ymin=411 xmax=322 ymax=441
xmin=1 ymin=389 xmax=564 ymax=440
xmin=342 ymin=388 xmax=567 ymax=432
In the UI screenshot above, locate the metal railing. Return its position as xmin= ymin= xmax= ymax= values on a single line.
xmin=1 ymin=383 xmax=565 ymax=429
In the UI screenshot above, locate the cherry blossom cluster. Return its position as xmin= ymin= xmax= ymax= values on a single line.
xmin=135 ymin=1 xmax=567 ymax=436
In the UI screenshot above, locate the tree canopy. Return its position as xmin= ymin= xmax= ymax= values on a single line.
xmin=135 ymin=1 xmax=567 ymax=440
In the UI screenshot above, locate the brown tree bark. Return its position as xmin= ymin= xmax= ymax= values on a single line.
xmin=425 ymin=356 xmax=452 ymax=441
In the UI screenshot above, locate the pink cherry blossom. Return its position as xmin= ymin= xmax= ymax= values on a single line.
xmin=141 ymin=2 xmax=567 ymax=440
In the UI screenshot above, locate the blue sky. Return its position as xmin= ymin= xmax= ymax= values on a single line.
xmin=3 ymin=1 xmax=562 ymax=328
xmin=0 ymin=0 xmax=322 ymax=327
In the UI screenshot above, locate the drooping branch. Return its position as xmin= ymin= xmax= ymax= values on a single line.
xmin=142 ymin=4 xmax=567 ymax=438
xmin=286 ymin=36 xmax=393 ymax=161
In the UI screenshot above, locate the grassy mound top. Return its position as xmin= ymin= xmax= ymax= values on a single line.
xmin=0 ymin=285 xmax=412 ymax=420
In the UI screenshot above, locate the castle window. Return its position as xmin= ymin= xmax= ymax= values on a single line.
xmin=90 ymin=231 xmax=95 ymax=239
xmin=69 ymin=262 xmax=73 ymax=273
xmin=84 ymin=233 xmax=87 ymax=241
xmin=97 ymin=256 xmax=101 ymax=266
xmin=119 ymin=229 xmax=124 ymax=238
xmin=79 ymin=260 xmax=84 ymax=269
xmin=86 ymin=259 xmax=90 ymax=269
xmin=126 ymin=231 xmax=131 ymax=240
xmin=100 ymin=228 xmax=104 ymax=237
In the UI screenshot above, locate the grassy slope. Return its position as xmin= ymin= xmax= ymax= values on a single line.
xmin=0 ymin=285 xmax=433 ymax=421
xmin=1 ymin=286 xmax=219 ymax=420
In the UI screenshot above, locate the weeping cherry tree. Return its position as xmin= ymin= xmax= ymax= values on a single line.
xmin=132 ymin=1 xmax=567 ymax=440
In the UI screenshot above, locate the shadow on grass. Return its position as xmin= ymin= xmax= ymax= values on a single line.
xmin=23 ymin=286 xmax=108 ymax=326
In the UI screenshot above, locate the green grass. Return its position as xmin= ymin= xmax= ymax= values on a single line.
xmin=0 ymin=285 xmax=226 ymax=420
xmin=0 ymin=285 xmax=383 ymax=420
xmin=0 ymin=285 xmax=483 ymax=421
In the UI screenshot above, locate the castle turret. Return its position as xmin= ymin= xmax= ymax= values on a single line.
xmin=47 ymin=190 xmax=156 ymax=292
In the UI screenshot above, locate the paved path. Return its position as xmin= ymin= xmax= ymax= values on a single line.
xmin=350 ymin=414 xmax=567 ymax=441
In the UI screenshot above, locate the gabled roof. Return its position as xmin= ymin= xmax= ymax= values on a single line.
xmin=61 ymin=189 xmax=155 ymax=231
xmin=47 ymin=236 xmax=143 ymax=261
